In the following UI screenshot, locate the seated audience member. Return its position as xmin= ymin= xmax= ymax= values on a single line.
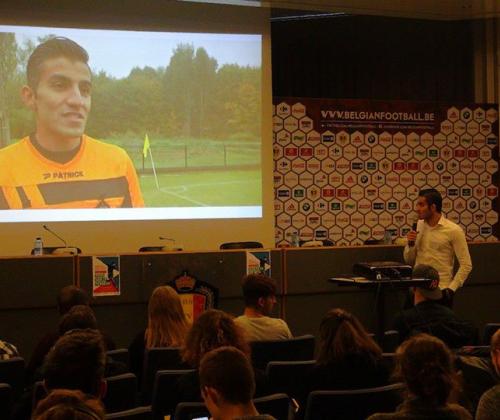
xmin=470 ymin=330 xmax=500 ymax=420
xmin=59 ymin=305 xmax=127 ymax=378
xmin=307 ymin=308 xmax=389 ymax=393
xmin=476 ymin=384 xmax=500 ymax=420
xmin=235 ymin=274 xmax=292 ymax=341
xmin=27 ymin=285 xmax=115 ymax=384
xmin=42 ymin=329 xmax=107 ymax=398
xmin=12 ymin=329 xmax=107 ymax=420
xmin=200 ymin=346 xmax=276 ymax=420
xmin=32 ymin=389 xmax=105 ymax=419
xmin=393 ymin=264 xmax=476 ymax=348
xmin=174 ymin=309 xmax=268 ymax=406
xmin=129 ymin=285 xmax=190 ymax=380
xmin=0 ymin=338 xmax=19 ymax=360
xmin=368 ymin=334 xmax=471 ymax=420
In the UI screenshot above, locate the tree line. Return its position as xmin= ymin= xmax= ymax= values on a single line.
xmin=0 ymin=35 xmax=261 ymax=145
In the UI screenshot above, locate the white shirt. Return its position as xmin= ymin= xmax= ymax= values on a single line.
xmin=403 ymin=215 xmax=472 ymax=291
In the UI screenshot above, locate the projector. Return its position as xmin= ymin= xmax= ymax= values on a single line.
xmin=352 ymin=261 xmax=412 ymax=280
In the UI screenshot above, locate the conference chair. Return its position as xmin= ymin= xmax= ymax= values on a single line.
xmin=382 ymin=330 xmax=400 ymax=352
xmin=482 ymin=322 xmax=500 ymax=345
xmin=151 ymin=369 xmax=196 ymax=419
xmin=0 ymin=383 xmax=13 ymax=419
xmin=381 ymin=353 xmax=396 ymax=372
xmin=174 ymin=393 xmax=290 ymax=420
xmin=104 ymin=373 xmax=139 ymax=413
xmin=266 ymin=360 xmax=316 ymax=401
xmin=173 ymin=402 xmax=210 ymax=420
xmin=250 ymin=335 xmax=315 ymax=370
xmin=107 ymin=348 xmax=130 ymax=369
xmin=304 ymin=383 xmax=405 ymax=420
xmin=105 ymin=406 xmax=152 ymax=419
xmin=254 ymin=393 xmax=291 ymax=420
xmin=219 ymin=241 xmax=263 ymax=249
xmin=32 ymin=381 xmax=47 ymax=411
xmin=141 ymin=347 xmax=185 ymax=403
xmin=0 ymin=357 xmax=25 ymax=400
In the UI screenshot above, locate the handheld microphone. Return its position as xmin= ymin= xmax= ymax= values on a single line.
xmin=43 ymin=224 xmax=67 ymax=248
xmin=408 ymin=219 xmax=418 ymax=247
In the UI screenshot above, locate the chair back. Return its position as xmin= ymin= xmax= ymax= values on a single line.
xmin=104 ymin=373 xmax=138 ymax=413
xmin=0 ymin=357 xmax=25 ymax=400
xmin=0 ymin=383 xmax=13 ymax=418
xmin=105 ymin=406 xmax=152 ymax=419
xmin=174 ymin=393 xmax=290 ymax=420
xmin=32 ymin=381 xmax=48 ymax=411
xmin=151 ymin=369 xmax=195 ymax=419
xmin=220 ymin=241 xmax=263 ymax=249
xmin=254 ymin=393 xmax=290 ymax=420
xmin=381 ymin=353 xmax=396 ymax=372
xmin=174 ymin=402 xmax=209 ymax=420
xmin=266 ymin=360 xmax=316 ymax=400
xmin=107 ymin=348 xmax=130 ymax=369
xmin=482 ymin=323 xmax=500 ymax=345
xmin=141 ymin=347 xmax=185 ymax=403
xmin=251 ymin=335 xmax=315 ymax=369
xmin=304 ymin=383 xmax=405 ymax=420
xmin=382 ymin=330 xmax=400 ymax=353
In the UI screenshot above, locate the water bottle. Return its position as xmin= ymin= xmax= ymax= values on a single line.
xmin=383 ymin=230 xmax=392 ymax=245
xmin=33 ymin=237 xmax=43 ymax=256
xmin=291 ymin=232 xmax=300 ymax=247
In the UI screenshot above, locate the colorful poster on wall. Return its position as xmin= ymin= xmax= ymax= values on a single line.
xmin=273 ymin=98 xmax=499 ymax=246
xmin=92 ymin=256 xmax=120 ymax=296
xmin=246 ymin=251 xmax=272 ymax=276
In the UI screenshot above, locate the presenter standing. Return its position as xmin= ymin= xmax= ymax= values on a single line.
xmin=0 ymin=37 xmax=144 ymax=209
xmin=404 ymin=189 xmax=472 ymax=308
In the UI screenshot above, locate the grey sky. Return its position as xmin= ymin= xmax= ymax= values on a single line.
xmin=1 ymin=25 xmax=262 ymax=78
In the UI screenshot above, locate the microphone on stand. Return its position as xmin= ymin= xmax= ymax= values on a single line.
xmin=408 ymin=219 xmax=418 ymax=247
xmin=43 ymin=225 xmax=79 ymax=255
xmin=43 ymin=224 xmax=67 ymax=248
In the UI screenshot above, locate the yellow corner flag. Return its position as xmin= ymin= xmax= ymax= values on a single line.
xmin=142 ymin=134 xmax=150 ymax=158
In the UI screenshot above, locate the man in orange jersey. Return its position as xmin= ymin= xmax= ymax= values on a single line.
xmin=0 ymin=37 xmax=144 ymax=209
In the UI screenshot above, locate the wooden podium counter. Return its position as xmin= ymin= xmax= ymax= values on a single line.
xmin=1 ymin=243 xmax=499 ymax=359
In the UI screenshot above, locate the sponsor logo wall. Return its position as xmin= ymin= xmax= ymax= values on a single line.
xmin=273 ymin=98 xmax=499 ymax=246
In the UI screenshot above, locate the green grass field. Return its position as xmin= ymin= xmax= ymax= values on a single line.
xmin=139 ymin=169 xmax=262 ymax=207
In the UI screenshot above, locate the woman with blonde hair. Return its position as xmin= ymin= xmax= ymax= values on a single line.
xmin=129 ymin=285 xmax=190 ymax=379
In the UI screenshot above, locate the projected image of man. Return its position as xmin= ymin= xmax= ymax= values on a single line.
xmin=0 ymin=37 xmax=144 ymax=209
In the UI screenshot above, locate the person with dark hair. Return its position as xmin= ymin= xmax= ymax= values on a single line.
xmin=0 ymin=36 xmax=143 ymax=209
xmin=393 ymin=265 xmax=476 ymax=348
xmin=32 ymin=389 xmax=105 ymax=420
xmin=200 ymin=347 xmax=276 ymax=420
xmin=173 ymin=310 xmax=268 ymax=408
xmin=368 ymin=334 xmax=471 ymax=419
xmin=43 ymin=329 xmax=107 ymax=398
xmin=57 ymin=285 xmax=90 ymax=315
xmin=129 ymin=286 xmax=190 ymax=381
xmin=404 ymin=188 xmax=472 ymax=307
xmin=459 ymin=329 xmax=500 ymax=416
xmin=27 ymin=287 xmax=116 ymax=385
xmin=306 ymin=308 xmax=389 ymax=394
xmin=235 ymin=274 xmax=292 ymax=341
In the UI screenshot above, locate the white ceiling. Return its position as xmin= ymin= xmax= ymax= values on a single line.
xmin=262 ymin=0 xmax=500 ymax=20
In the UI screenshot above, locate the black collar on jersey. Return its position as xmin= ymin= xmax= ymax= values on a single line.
xmin=30 ymin=134 xmax=82 ymax=164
